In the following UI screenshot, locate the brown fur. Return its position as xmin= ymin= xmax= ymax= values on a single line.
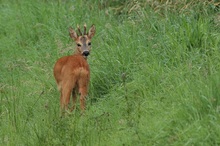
xmin=53 ymin=24 xmax=95 ymax=112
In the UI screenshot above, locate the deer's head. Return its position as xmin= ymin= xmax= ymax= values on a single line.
xmin=69 ymin=24 xmax=96 ymax=57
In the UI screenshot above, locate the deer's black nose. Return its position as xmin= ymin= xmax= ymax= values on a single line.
xmin=82 ymin=51 xmax=90 ymax=56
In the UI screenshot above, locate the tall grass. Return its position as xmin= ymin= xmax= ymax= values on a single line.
xmin=0 ymin=0 xmax=220 ymax=145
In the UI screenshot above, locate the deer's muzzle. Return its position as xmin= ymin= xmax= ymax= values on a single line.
xmin=82 ymin=51 xmax=90 ymax=56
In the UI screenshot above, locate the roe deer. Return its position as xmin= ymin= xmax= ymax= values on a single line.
xmin=53 ymin=24 xmax=95 ymax=112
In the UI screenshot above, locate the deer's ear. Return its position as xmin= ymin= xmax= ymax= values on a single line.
xmin=69 ymin=27 xmax=78 ymax=40
xmin=88 ymin=25 xmax=95 ymax=39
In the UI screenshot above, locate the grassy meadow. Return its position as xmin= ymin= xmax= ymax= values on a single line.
xmin=1 ymin=0 xmax=220 ymax=145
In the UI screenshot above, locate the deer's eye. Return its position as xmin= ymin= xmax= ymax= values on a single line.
xmin=77 ymin=44 xmax=81 ymax=47
xmin=88 ymin=42 xmax=91 ymax=46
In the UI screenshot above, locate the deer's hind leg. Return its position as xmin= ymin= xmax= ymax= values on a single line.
xmin=79 ymin=87 xmax=87 ymax=111
xmin=60 ymin=76 xmax=77 ymax=112
xmin=71 ymin=88 xmax=77 ymax=111
xmin=78 ymin=73 xmax=89 ymax=111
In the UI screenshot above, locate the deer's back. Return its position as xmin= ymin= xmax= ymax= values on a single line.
xmin=53 ymin=54 xmax=90 ymax=87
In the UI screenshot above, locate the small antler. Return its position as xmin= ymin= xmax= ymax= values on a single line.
xmin=83 ymin=24 xmax=87 ymax=35
xmin=77 ymin=24 xmax=82 ymax=36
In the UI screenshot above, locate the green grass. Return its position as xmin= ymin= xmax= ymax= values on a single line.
xmin=1 ymin=0 xmax=220 ymax=145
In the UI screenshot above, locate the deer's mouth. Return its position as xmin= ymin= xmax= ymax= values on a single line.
xmin=82 ymin=51 xmax=90 ymax=57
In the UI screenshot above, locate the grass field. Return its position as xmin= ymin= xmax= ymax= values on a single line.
xmin=1 ymin=0 xmax=220 ymax=145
